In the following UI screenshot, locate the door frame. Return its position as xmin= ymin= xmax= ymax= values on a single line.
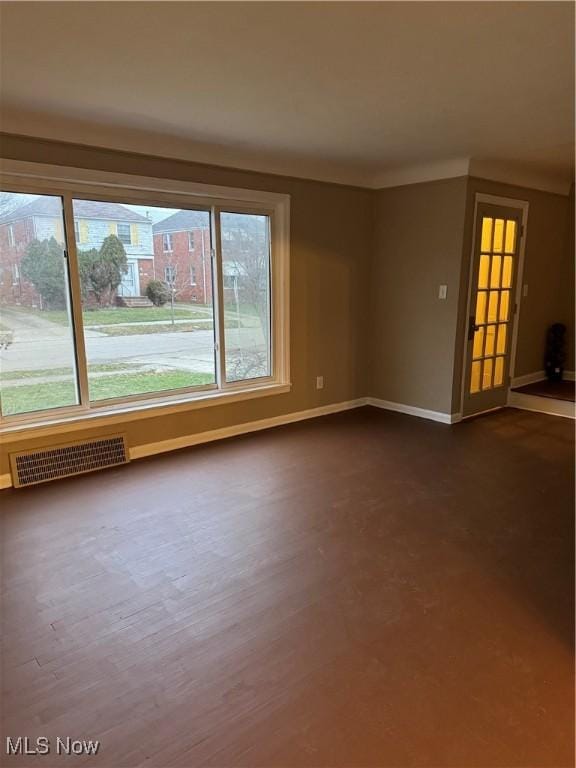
xmin=459 ymin=193 xmax=529 ymax=418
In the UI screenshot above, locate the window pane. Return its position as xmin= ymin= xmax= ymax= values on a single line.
xmin=501 ymin=256 xmax=513 ymax=289
xmin=470 ymin=360 xmax=481 ymax=393
xmin=482 ymin=358 xmax=493 ymax=390
xmin=490 ymin=255 xmax=502 ymax=288
xmin=478 ymin=254 xmax=490 ymax=289
xmin=504 ymin=220 xmax=516 ymax=254
xmin=221 ymin=212 xmax=271 ymax=382
xmin=0 ymin=192 xmax=79 ymax=416
xmin=496 ymin=324 xmax=507 ymax=355
xmin=487 ymin=291 xmax=499 ymax=323
xmin=492 ymin=219 xmax=504 ymax=253
xmin=472 ymin=327 xmax=484 ymax=359
xmin=494 ymin=356 xmax=504 ymax=387
xmin=72 ymin=200 xmax=215 ymax=401
xmin=475 ymin=291 xmax=487 ymax=325
xmin=480 ymin=217 xmax=493 ymax=252
xmin=484 ymin=324 xmax=496 ymax=356
xmin=499 ymin=290 xmax=510 ymax=321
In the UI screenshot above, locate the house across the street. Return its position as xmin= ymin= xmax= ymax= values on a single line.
xmin=0 ymin=197 xmax=154 ymax=307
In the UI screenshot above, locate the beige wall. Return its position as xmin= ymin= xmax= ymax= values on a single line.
xmin=370 ymin=177 xmax=469 ymax=414
xmin=0 ymin=134 xmax=373 ymax=475
xmin=371 ymin=175 xmax=574 ymax=416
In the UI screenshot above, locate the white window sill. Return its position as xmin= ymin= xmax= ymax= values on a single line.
xmin=0 ymin=382 xmax=291 ymax=442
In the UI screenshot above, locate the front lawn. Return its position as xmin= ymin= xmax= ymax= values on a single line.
xmin=0 ymin=369 xmax=214 ymax=416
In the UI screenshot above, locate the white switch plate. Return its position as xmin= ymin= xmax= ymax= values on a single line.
xmin=438 ymin=285 xmax=448 ymax=300
xmin=316 ymin=376 xmax=324 ymax=390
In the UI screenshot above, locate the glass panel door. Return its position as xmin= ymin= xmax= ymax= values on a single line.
xmin=463 ymin=202 xmax=523 ymax=417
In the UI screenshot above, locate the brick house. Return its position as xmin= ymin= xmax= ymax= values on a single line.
xmin=0 ymin=197 xmax=154 ymax=308
xmin=152 ymin=211 xmax=213 ymax=304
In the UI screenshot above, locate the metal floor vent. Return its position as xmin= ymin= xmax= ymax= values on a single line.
xmin=10 ymin=435 xmax=129 ymax=487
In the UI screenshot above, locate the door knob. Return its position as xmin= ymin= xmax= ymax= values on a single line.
xmin=468 ymin=315 xmax=480 ymax=341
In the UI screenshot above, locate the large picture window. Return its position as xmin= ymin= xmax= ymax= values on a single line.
xmin=0 ymin=168 xmax=289 ymax=426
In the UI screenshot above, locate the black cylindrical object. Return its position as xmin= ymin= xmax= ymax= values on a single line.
xmin=544 ymin=323 xmax=566 ymax=381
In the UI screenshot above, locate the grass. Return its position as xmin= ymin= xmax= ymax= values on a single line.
xmin=99 ymin=322 xmax=213 ymax=336
xmin=0 ymin=362 xmax=138 ymax=381
xmin=3 ymin=303 xmax=259 ymax=326
xmin=0 ymin=370 xmax=214 ymax=416
xmin=2 ymin=305 xmax=213 ymax=327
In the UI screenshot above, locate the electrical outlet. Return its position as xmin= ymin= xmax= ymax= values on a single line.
xmin=438 ymin=284 xmax=448 ymax=300
xmin=316 ymin=376 xmax=324 ymax=390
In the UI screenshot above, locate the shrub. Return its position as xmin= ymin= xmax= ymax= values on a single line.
xmin=146 ymin=280 xmax=171 ymax=306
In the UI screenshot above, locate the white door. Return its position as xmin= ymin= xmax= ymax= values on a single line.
xmin=119 ymin=261 xmax=139 ymax=297
xmin=462 ymin=201 xmax=525 ymax=417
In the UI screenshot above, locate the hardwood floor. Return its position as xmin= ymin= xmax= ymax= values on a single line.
xmin=1 ymin=407 xmax=574 ymax=767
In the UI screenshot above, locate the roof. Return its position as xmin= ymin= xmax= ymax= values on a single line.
xmin=153 ymin=210 xmax=210 ymax=234
xmin=0 ymin=197 xmax=150 ymax=225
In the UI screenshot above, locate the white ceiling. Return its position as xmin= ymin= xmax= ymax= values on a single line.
xmin=0 ymin=2 xmax=574 ymax=189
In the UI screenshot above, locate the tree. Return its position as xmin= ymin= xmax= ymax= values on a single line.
xmin=20 ymin=237 xmax=67 ymax=309
xmin=163 ymin=262 xmax=190 ymax=324
xmin=78 ymin=235 xmax=128 ymax=306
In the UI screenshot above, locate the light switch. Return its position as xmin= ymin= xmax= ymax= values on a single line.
xmin=523 ymin=284 xmax=528 ymax=297
xmin=438 ymin=285 xmax=448 ymax=300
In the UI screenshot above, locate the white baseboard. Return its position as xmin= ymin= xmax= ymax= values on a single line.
xmin=511 ymin=370 xmax=545 ymax=388
xmin=130 ymin=398 xmax=367 ymax=460
xmin=507 ymin=391 xmax=575 ymax=419
xmin=1 ymin=395 xmax=462 ymax=490
xmin=366 ymin=397 xmax=460 ymax=424
xmin=512 ymin=370 xmax=575 ymax=387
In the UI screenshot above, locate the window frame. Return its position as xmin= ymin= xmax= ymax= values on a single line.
xmin=116 ymin=222 xmax=132 ymax=245
xmin=0 ymin=160 xmax=290 ymax=433
xmin=162 ymin=232 xmax=173 ymax=252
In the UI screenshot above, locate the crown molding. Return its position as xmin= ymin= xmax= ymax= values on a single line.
xmin=370 ymin=158 xmax=471 ymax=189
xmin=468 ymin=158 xmax=573 ymax=196
xmin=1 ymin=116 xmax=572 ymax=195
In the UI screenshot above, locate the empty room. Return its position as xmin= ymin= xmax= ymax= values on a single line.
xmin=0 ymin=2 xmax=574 ymax=766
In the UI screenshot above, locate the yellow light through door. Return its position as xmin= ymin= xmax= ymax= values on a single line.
xmin=505 ymin=220 xmax=516 ymax=253
xmin=481 ymin=217 xmax=493 ymax=251
xmin=482 ymin=358 xmax=493 ymax=390
xmin=470 ymin=361 xmax=481 ymax=393
xmin=488 ymin=291 xmax=499 ymax=322
xmin=502 ymin=256 xmax=513 ymax=288
xmin=499 ymin=291 xmax=510 ymax=321
xmin=493 ymin=219 xmax=504 ymax=253
xmin=490 ymin=255 xmax=502 ymax=288
xmin=478 ymin=254 xmax=490 ymax=289
xmin=496 ymin=324 xmax=507 ymax=354
xmin=473 ymin=327 xmax=485 ymax=359
xmin=484 ymin=325 xmax=496 ymax=356
xmin=476 ymin=291 xmax=487 ymax=324
xmin=494 ymin=356 xmax=504 ymax=386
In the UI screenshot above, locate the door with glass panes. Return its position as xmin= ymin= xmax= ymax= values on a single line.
xmin=462 ymin=203 xmax=523 ymax=417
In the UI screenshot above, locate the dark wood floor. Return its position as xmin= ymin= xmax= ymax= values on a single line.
xmin=1 ymin=407 xmax=574 ymax=767
xmin=513 ymin=379 xmax=576 ymax=402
